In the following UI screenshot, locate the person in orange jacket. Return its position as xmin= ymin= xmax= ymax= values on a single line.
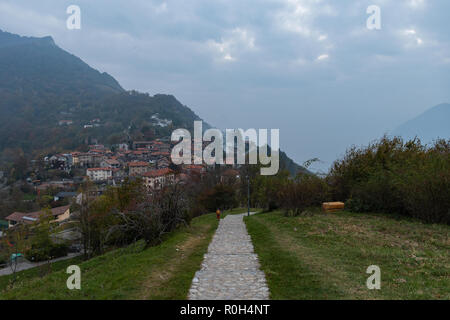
xmin=216 ymin=209 xmax=221 ymax=221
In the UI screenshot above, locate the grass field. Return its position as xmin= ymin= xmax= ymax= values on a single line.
xmin=0 ymin=212 xmax=220 ymax=300
xmin=245 ymin=210 xmax=449 ymax=300
xmin=2 ymin=208 xmax=448 ymax=300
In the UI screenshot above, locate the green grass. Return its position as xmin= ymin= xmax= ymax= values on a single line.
xmin=0 ymin=213 xmax=218 ymax=300
xmin=0 ymin=256 xmax=84 ymax=291
xmin=221 ymin=207 xmax=260 ymax=218
xmin=245 ymin=210 xmax=450 ymax=300
xmin=22 ymin=194 xmax=37 ymax=201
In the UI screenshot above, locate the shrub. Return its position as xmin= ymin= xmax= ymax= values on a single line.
xmin=106 ymin=183 xmax=191 ymax=248
xmin=329 ymin=136 xmax=450 ymax=224
xmin=25 ymin=248 xmax=48 ymax=262
xmin=393 ymin=139 xmax=450 ymax=223
xmin=49 ymin=243 xmax=69 ymax=258
xmin=198 ymin=184 xmax=238 ymax=212
xmin=25 ymin=243 xmax=69 ymax=262
xmin=279 ymin=172 xmax=329 ymax=216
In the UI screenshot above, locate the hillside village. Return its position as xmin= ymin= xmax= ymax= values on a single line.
xmin=0 ymin=136 xmax=241 ymax=240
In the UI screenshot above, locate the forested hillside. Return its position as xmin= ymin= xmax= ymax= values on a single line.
xmin=0 ymin=31 xmax=202 ymax=164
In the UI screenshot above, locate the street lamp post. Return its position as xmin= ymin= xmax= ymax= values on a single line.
xmin=247 ymin=175 xmax=250 ymax=217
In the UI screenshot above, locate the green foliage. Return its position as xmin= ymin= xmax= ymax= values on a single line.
xmin=251 ymin=170 xmax=290 ymax=211
xmin=198 ymin=184 xmax=238 ymax=212
xmin=328 ymin=136 xmax=450 ymax=224
xmin=278 ymin=172 xmax=329 ymax=216
xmin=23 ymin=209 xmax=68 ymax=262
xmin=0 ymin=252 xmax=7 ymax=265
xmin=25 ymin=243 xmax=68 ymax=262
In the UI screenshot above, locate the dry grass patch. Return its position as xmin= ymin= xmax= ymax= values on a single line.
xmin=246 ymin=210 xmax=449 ymax=300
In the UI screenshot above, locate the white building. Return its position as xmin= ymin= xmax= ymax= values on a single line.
xmin=87 ymin=168 xmax=113 ymax=181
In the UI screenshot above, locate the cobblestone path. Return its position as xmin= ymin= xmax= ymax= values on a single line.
xmin=188 ymin=213 xmax=270 ymax=300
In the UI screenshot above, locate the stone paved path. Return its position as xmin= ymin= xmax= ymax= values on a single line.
xmin=188 ymin=213 xmax=269 ymax=300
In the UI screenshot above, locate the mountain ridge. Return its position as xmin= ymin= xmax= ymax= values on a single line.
xmin=393 ymin=103 xmax=450 ymax=143
xmin=0 ymin=30 xmax=56 ymax=48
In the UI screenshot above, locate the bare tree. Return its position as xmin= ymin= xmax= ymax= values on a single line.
xmin=78 ymin=181 xmax=94 ymax=259
xmin=106 ymin=182 xmax=189 ymax=249
xmin=3 ymin=224 xmax=28 ymax=284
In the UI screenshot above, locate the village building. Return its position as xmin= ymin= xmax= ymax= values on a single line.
xmin=73 ymin=152 xmax=104 ymax=168
xmin=53 ymin=192 xmax=78 ymax=202
xmin=142 ymin=168 xmax=175 ymax=190
xmin=58 ymin=120 xmax=73 ymax=126
xmin=157 ymin=157 xmax=171 ymax=168
xmin=133 ymin=141 xmax=154 ymax=150
xmin=101 ymin=159 xmax=121 ymax=169
xmin=87 ymin=167 xmax=113 ymax=181
xmin=221 ymin=168 xmax=240 ymax=183
xmin=183 ymin=164 xmax=206 ymax=175
xmin=5 ymin=205 xmax=71 ymax=228
xmin=128 ymin=161 xmax=150 ymax=176
xmin=114 ymin=143 xmax=129 ymax=151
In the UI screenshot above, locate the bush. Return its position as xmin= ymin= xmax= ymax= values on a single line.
xmin=49 ymin=243 xmax=69 ymax=258
xmin=106 ymin=183 xmax=191 ymax=248
xmin=0 ymin=254 xmax=6 ymax=266
xmin=279 ymin=173 xmax=329 ymax=216
xmin=25 ymin=243 xmax=69 ymax=262
xmin=393 ymin=139 xmax=450 ymax=223
xmin=198 ymin=184 xmax=238 ymax=212
xmin=329 ymin=137 xmax=450 ymax=224
xmin=25 ymin=248 xmax=48 ymax=262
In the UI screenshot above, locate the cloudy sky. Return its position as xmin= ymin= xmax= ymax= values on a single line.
xmin=1 ymin=0 xmax=449 ymax=171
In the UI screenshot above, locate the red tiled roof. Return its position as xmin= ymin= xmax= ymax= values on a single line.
xmin=5 ymin=212 xmax=26 ymax=222
xmin=152 ymin=152 xmax=170 ymax=156
xmin=142 ymin=168 xmax=173 ymax=178
xmin=185 ymin=165 xmax=204 ymax=170
xmin=223 ymin=169 xmax=240 ymax=176
xmin=6 ymin=205 xmax=70 ymax=223
xmin=49 ymin=205 xmax=70 ymax=216
xmin=87 ymin=167 xmax=112 ymax=171
xmin=128 ymin=161 xmax=149 ymax=167
xmin=104 ymin=159 xmax=120 ymax=165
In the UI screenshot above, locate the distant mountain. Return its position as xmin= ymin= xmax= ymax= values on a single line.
xmin=0 ymin=30 xmax=123 ymax=100
xmin=0 ymin=30 xmax=304 ymax=175
xmin=279 ymin=151 xmax=308 ymax=176
xmin=393 ymin=103 xmax=450 ymax=143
